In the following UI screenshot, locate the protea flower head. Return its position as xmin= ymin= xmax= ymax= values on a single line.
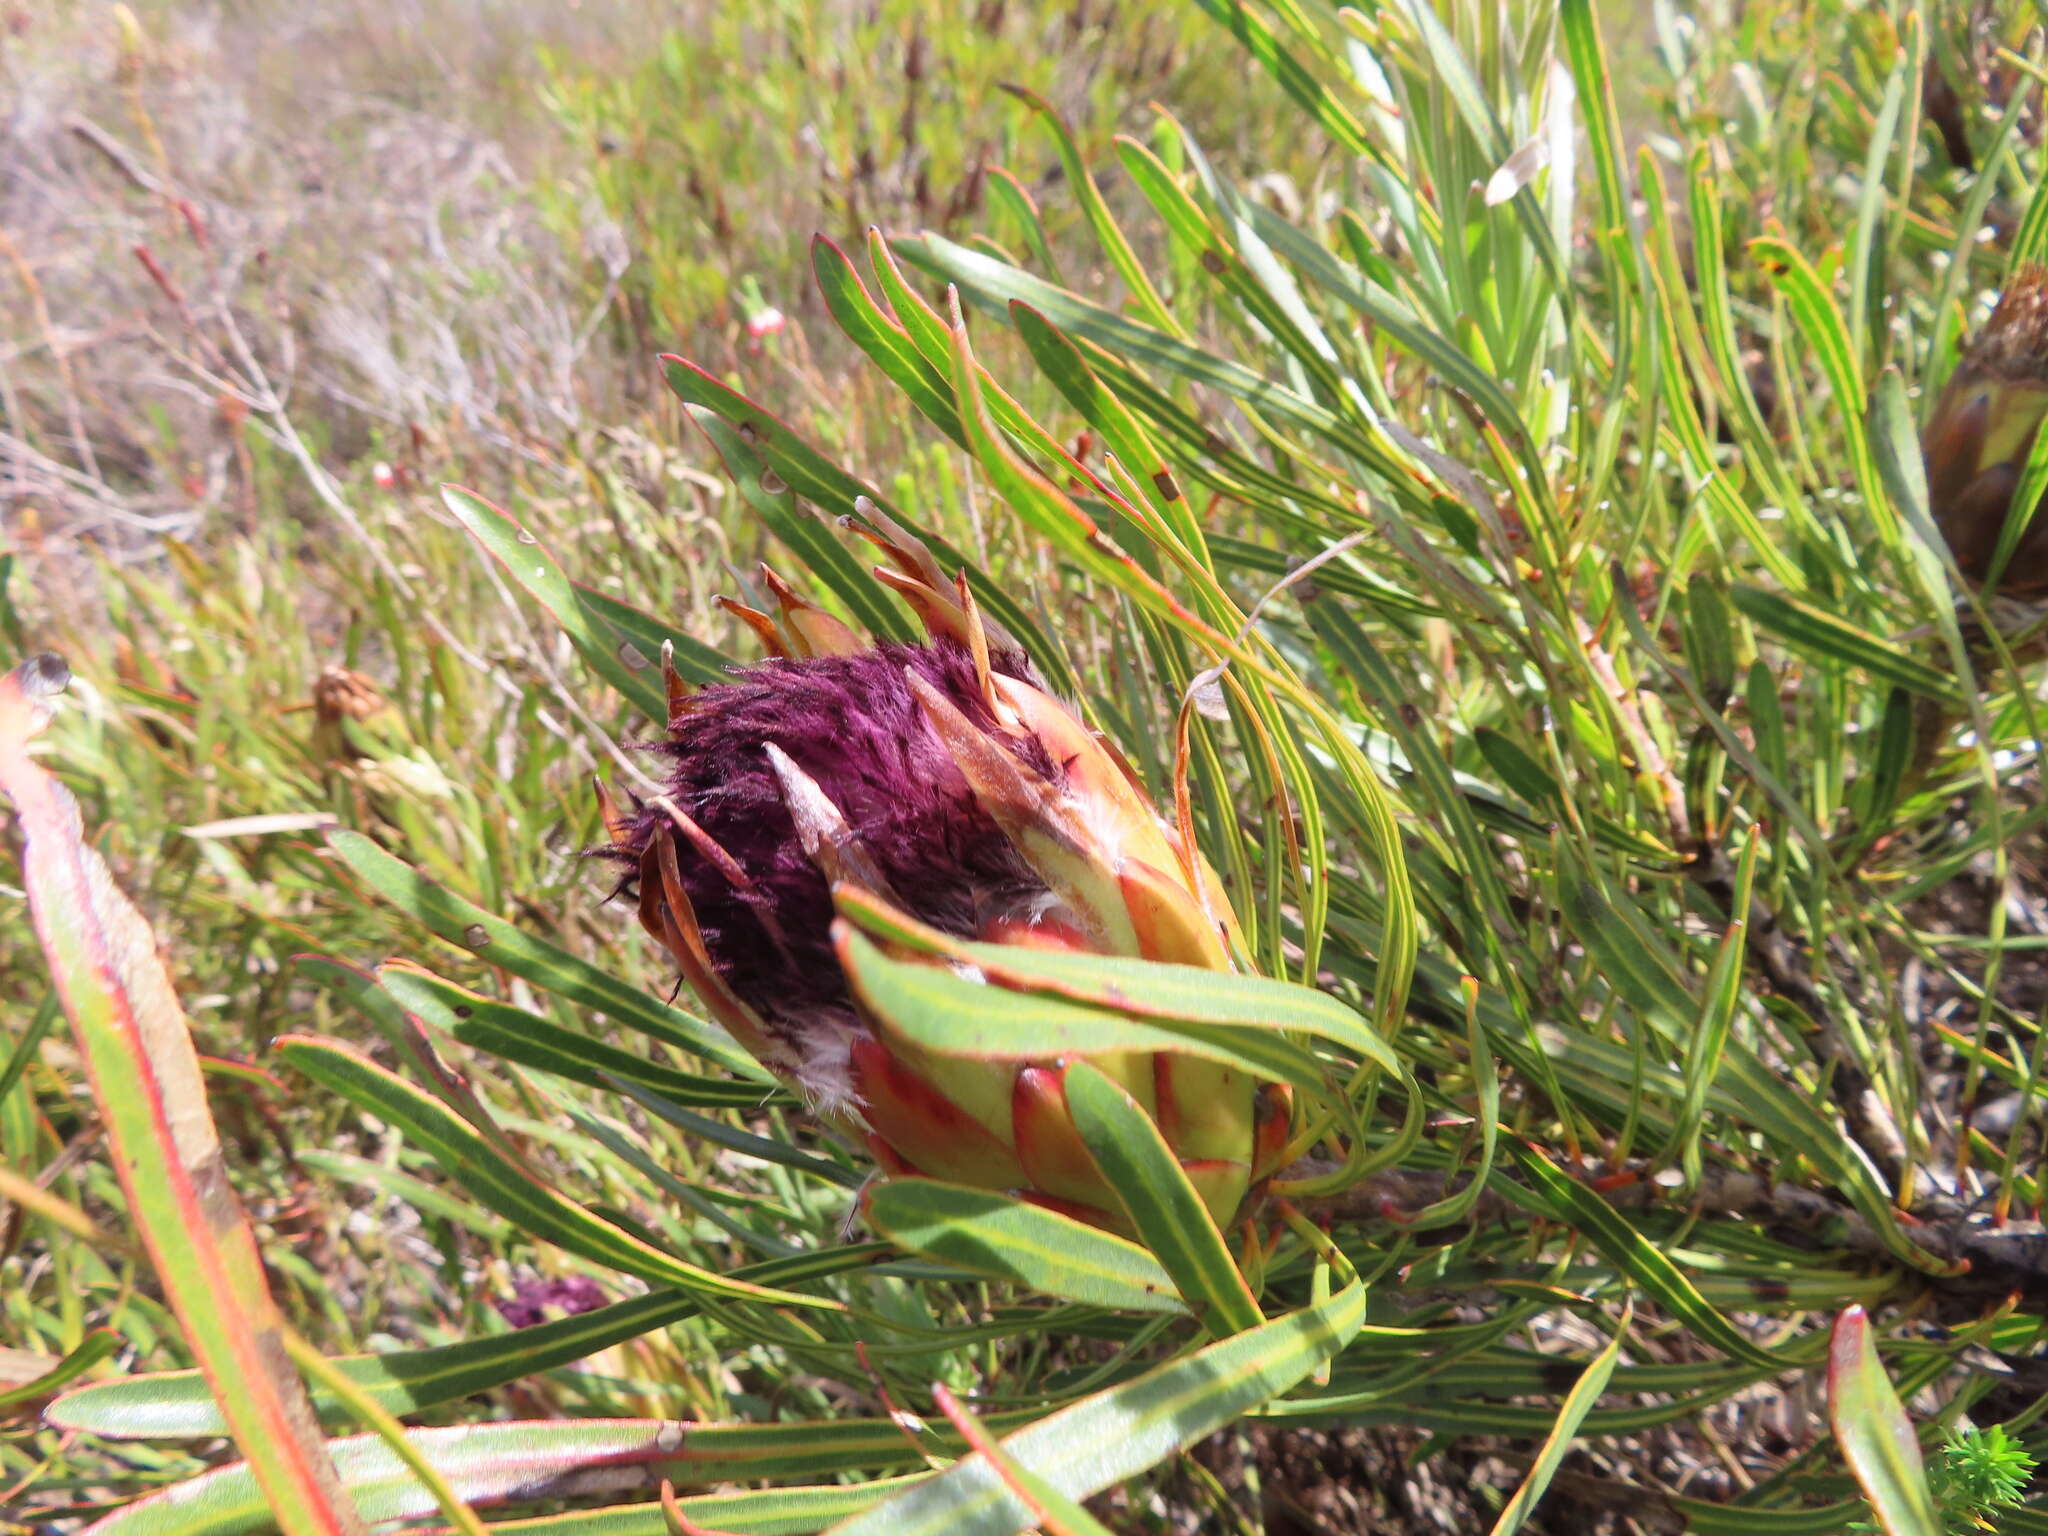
xmin=1923 ymin=266 xmax=2048 ymax=593
xmin=597 ymin=500 xmax=1291 ymax=1229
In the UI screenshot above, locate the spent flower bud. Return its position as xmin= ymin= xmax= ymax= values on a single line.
xmin=1923 ymin=267 xmax=2048 ymax=592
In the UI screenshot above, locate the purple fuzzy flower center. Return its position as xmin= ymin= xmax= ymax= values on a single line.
xmin=617 ymin=642 xmax=1058 ymax=1046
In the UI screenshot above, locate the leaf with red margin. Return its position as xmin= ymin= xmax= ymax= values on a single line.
xmin=0 ymin=658 xmax=365 ymax=1535
xmin=1828 ymin=1306 xmax=1940 ymax=1536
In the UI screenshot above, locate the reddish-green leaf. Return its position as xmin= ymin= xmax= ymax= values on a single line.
xmin=1829 ymin=1306 xmax=1940 ymax=1536
xmin=0 ymin=660 xmax=364 ymax=1534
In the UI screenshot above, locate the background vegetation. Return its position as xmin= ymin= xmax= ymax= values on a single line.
xmin=4 ymin=0 xmax=2047 ymax=1532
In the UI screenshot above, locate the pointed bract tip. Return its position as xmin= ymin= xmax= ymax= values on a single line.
xmin=649 ymin=794 xmax=756 ymax=896
xmin=762 ymin=741 xmax=892 ymax=895
xmin=717 ymin=594 xmax=791 ymax=659
xmin=592 ymin=774 xmax=632 ymax=850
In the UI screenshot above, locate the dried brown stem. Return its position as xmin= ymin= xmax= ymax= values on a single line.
xmin=1287 ymin=1160 xmax=2048 ymax=1311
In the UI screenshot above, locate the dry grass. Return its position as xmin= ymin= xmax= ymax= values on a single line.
xmin=1 ymin=0 xmax=1260 ymax=565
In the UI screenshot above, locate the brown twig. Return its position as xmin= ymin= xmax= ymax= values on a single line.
xmin=1286 ymin=1160 xmax=2048 ymax=1310
xmin=64 ymin=113 xmax=176 ymax=200
xmin=0 ymin=228 xmax=99 ymax=485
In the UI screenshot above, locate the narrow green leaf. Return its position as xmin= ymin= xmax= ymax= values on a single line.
xmin=1730 ymin=586 xmax=1959 ymax=703
xmin=1486 ymin=1306 xmax=1631 ymax=1533
xmin=297 ymin=1150 xmax=513 ymax=1240
xmin=1506 ymin=1141 xmax=1805 ymax=1371
xmin=1682 ymin=577 xmax=1738 ymax=707
xmin=323 ymin=829 xmax=765 ymax=1080
xmin=376 ymin=966 xmax=785 ymax=1110
xmin=1845 ymin=60 xmax=1907 ymax=378
xmin=1869 ymin=365 xmax=1965 ymax=613
xmin=1474 ymin=728 xmax=1563 ymax=807
xmin=1750 ymin=238 xmax=1894 ymax=551
xmin=1991 ymin=371 xmax=2048 ymax=596
xmin=0 ymin=990 xmax=58 ymax=1109
xmin=2009 ymin=140 xmax=2048 ymax=273
xmin=571 ymin=581 xmax=729 ymax=685
xmin=1191 ymin=0 xmax=1372 ymax=157
xmin=273 ymin=1035 xmax=839 ymax=1312
xmin=451 ymin=1481 xmax=920 ymax=1535
xmin=53 ymin=1246 xmax=891 ymax=1438
xmin=899 ymin=233 xmax=1355 ymax=450
xmin=1640 ymin=1498 xmax=1870 ymax=1536
xmin=78 ymin=1421 xmax=925 ymax=1535
xmin=0 ymin=1329 xmax=122 ymax=1410
xmin=1746 ymin=657 xmax=1791 ymax=788
xmin=600 ymin=1075 xmax=866 ymax=1190
xmin=1064 ymin=1061 xmax=1264 ymax=1338
xmin=1852 ymin=688 xmax=1916 ymax=839
xmin=864 ymin=1179 xmax=1187 ymax=1315
xmin=1001 ymin=83 xmax=1179 ymax=335
xmin=440 ymin=485 xmax=667 ymax=723
xmin=686 ymin=402 xmax=912 ymax=642
xmin=1658 ymin=831 xmax=1757 ymax=1183
xmin=1008 ymin=302 xmax=1204 ymax=558
xmin=986 ymin=165 xmax=1062 ymax=279
xmin=810 ymin=235 xmax=964 ymax=445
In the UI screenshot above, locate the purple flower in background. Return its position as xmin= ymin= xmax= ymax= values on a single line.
xmin=494 ymin=1274 xmax=608 ymax=1330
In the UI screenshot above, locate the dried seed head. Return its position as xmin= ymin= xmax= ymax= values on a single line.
xmin=1960 ymin=267 xmax=2048 ymax=384
xmin=1924 ymin=267 xmax=2048 ymax=590
xmin=313 ymin=664 xmax=383 ymax=725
